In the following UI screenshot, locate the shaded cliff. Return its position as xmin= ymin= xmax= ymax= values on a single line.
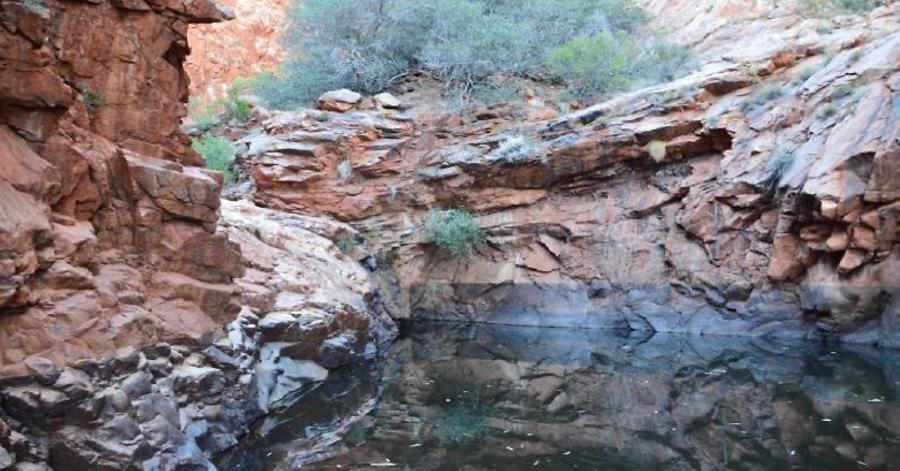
xmin=0 ymin=0 xmax=252 ymax=378
xmin=231 ymin=1 xmax=899 ymax=344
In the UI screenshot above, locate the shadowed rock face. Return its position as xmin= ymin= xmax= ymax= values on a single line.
xmin=232 ymin=3 xmax=900 ymax=344
xmin=221 ymin=323 xmax=900 ymax=471
xmin=0 ymin=0 xmax=246 ymax=378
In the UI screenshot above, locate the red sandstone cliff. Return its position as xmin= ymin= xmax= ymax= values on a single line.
xmin=0 ymin=0 xmax=245 ymax=377
xmin=185 ymin=0 xmax=287 ymax=97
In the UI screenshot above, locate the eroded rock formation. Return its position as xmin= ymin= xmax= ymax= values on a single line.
xmin=0 ymin=1 xmax=391 ymax=468
xmin=233 ymin=2 xmax=899 ymax=345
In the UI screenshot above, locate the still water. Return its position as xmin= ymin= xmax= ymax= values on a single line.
xmin=219 ymin=323 xmax=900 ymax=470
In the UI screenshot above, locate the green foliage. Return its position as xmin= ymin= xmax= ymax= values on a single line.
xmin=221 ymin=80 xmax=252 ymax=123
xmin=470 ymin=80 xmax=526 ymax=105
xmin=546 ymin=32 xmax=633 ymax=98
xmin=188 ymin=79 xmax=253 ymax=130
xmin=423 ymin=208 xmax=486 ymax=257
xmin=742 ymin=83 xmax=784 ymax=112
xmin=829 ymin=85 xmax=853 ymax=101
xmin=191 ymin=133 xmax=236 ymax=183
xmin=766 ymin=146 xmax=794 ymax=192
xmin=76 ymin=84 xmax=104 ymax=116
xmin=802 ymin=0 xmax=881 ymax=16
xmin=738 ymin=63 xmax=765 ymax=76
xmin=817 ymin=103 xmax=838 ymax=119
xmin=335 ymin=236 xmax=361 ymax=253
xmin=492 ymin=135 xmax=541 ymax=164
xmin=792 ymin=65 xmax=820 ymax=85
xmin=261 ymin=0 xmax=685 ymax=108
xmin=188 ymin=98 xmax=220 ymax=132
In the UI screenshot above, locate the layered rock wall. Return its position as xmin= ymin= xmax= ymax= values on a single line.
xmin=0 ymin=0 xmax=243 ymax=377
xmin=236 ymin=3 xmax=900 ymax=345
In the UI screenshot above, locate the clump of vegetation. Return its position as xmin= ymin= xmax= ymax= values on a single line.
xmin=191 ymin=133 xmax=236 ymax=183
xmin=742 ymin=83 xmax=785 ymax=112
xmin=188 ymin=79 xmax=254 ymax=131
xmin=188 ymin=98 xmax=220 ymax=132
xmin=423 ymin=208 xmax=486 ymax=257
xmin=737 ymin=63 xmax=765 ymax=77
xmin=256 ymin=0 xmax=690 ymax=108
xmin=829 ymin=85 xmax=854 ymax=101
xmin=792 ymin=65 xmax=820 ymax=85
xmin=817 ymin=103 xmax=838 ymax=119
xmin=801 ymin=0 xmax=881 ymax=17
xmin=221 ymin=79 xmax=253 ymax=123
xmin=76 ymin=84 xmax=104 ymax=116
xmin=766 ymin=146 xmax=794 ymax=193
xmin=336 ymin=159 xmax=353 ymax=181
xmin=592 ymin=115 xmax=610 ymax=130
xmin=647 ymin=140 xmax=667 ymax=162
xmin=335 ymin=236 xmax=361 ymax=253
xmin=492 ymin=135 xmax=541 ymax=164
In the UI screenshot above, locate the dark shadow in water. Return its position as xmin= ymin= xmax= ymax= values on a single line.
xmin=218 ymin=322 xmax=900 ymax=470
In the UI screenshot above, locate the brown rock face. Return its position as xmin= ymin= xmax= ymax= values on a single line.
xmin=0 ymin=0 xmax=241 ymax=377
xmin=235 ymin=3 xmax=900 ymax=345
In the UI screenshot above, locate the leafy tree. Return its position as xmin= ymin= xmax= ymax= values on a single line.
xmin=258 ymin=0 xmax=688 ymax=108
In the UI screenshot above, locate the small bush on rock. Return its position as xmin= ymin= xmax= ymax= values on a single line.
xmin=424 ymin=208 xmax=486 ymax=257
xmin=492 ymin=135 xmax=541 ymax=164
xmin=76 ymin=84 xmax=104 ymax=116
xmin=192 ymin=133 xmax=236 ymax=183
xmin=766 ymin=146 xmax=794 ymax=193
xmin=802 ymin=0 xmax=881 ymax=16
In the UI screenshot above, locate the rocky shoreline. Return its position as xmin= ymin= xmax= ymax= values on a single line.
xmin=1 ymin=0 xmax=898 ymax=469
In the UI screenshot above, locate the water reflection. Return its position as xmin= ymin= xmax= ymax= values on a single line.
xmin=219 ymin=323 xmax=900 ymax=470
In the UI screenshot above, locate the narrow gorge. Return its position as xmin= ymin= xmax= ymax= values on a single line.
xmin=0 ymin=0 xmax=898 ymax=469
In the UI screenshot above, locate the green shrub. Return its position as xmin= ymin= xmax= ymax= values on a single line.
xmin=188 ymin=98 xmax=221 ymax=132
xmin=802 ymin=0 xmax=880 ymax=16
xmin=792 ymin=65 xmax=820 ymax=84
xmin=335 ymin=236 xmax=361 ymax=253
xmin=492 ymin=135 xmax=540 ymax=164
xmin=261 ymin=0 xmax=685 ymax=108
xmin=219 ymin=80 xmax=253 ymax=123
xmin=546 ymin=31 xmax=633 ymax=98
xmin=423 ymin=208 xmax=486 ymax=257
xmin=76 ymin=84 xmax=104 ymax=116
xmin=742 ymin=83 xmax=784 ymax=112
xmin=766 ymin=146 xmax=794 ymax=192
xmin=192 ymin=133 xmax=236 ymax=183
xmin=817 ymin=103 xmax=838 ymax=119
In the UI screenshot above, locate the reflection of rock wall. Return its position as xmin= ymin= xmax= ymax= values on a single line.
xmin=236 ymin=4 xmax=900 ymax=345
xmin=320 ymin=325 xmax=900 ymax=470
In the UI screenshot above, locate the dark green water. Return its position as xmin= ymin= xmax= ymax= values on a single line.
xmin=219 ymin=323 xmax=900 ymax=470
